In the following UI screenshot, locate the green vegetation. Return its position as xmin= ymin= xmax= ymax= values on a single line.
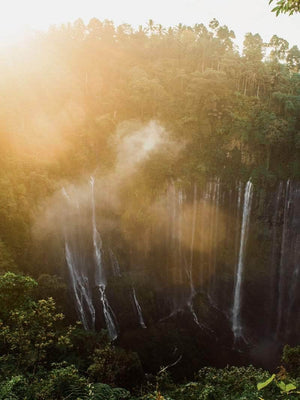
xmin=0 ymin=273 xmax=299 ymax=399
xmin=269 ymin=0 xmax=300 ymax=15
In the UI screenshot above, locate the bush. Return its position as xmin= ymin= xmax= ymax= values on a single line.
xmin=281 ymin=345 xmax=300 ymax=378
xmin=88 ymin=345 xmax=143 ymax=389
xmin=38 ymin=363 xmax=90 ymax=400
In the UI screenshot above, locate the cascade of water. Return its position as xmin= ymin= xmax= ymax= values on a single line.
xmin=133 ymin=287 xmax=147 ymax=328
xmin=199 ymin=185 xmax=207 ymax=288
xmin=211 ymin=179 xmax=220 ymax=299
xmin=91 ymin=177 xmax=105 ymax=285
xmin=234 ymin=182 xmax=243 ymax=272
xmin=186 ymin=184 xmax=199 ymax=324
xmin=232 ymin=180 xmax=253 ymax=341
xmin=63 ymin=187 xmax=95 ymax=330
xmin=99 ymin=285 xmax=118 ymax=340
xmin=90 ymin=177 xmax=118 ymax=340
xmin=178 ymin=189 xmax=184 ymax=284
xmin=65 ymin=241 xmax=95 ymax=330
xmin=109 ymin=249 xmax=121 ymax=277
xmin=62 ymin=187 xmax=71 ymax=202
xmin=208 ymin=182 xmax=215 ymax=287
xmin=189 ymin=184 xmax=197 ymax=296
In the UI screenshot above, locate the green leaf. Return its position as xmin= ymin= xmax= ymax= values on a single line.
xmin=285 ymin=383 xmax=297 ymax=392
xmin=277 ymin=381 xmax=286 ymax=391
xmin=257 ymin=374 xmax=276 ymax=390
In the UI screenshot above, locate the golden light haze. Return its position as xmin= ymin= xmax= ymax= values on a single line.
xmin=0 ymin=0 xmax=299 ymax=49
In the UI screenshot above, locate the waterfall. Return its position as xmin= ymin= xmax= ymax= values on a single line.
xmin=133 ymin=287 xmax=147 ymax=328
xmin=99 ymin=285 xmax=118 ymax=340
xmin=109 ymin=249 xmax=121 ymax=277
xmin=232 ymin=180 xmax=253 ymax=341
xmin=187 ymin=184 xmax=199 ymax=325
xmin=63 ymin=187 xmax=95 ymax=330
xmin=189 ymin=183 xmax=197 ymax=297
xmin=91 ymin=177 xmax=105 ymax=286
xmin=234 ymin=182 xmax=243 ymax=271
xmin=90 ymin=177 xmax=118 ymax=340
xmin=210 ymin=179 xmax=220 ymax=300
xmin=65 ymin=242 xmax=96 ymax=330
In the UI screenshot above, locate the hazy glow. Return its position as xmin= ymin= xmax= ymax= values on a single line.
xmin=0 ymin=0 xmax=299 ymax=49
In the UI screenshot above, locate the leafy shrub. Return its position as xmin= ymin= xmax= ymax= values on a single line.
xmin=0 ymin=375 xmax=29 ymax=400
xmin=92 ymin=383 xmax=131 ymax=400
xmin=88 ymin=345 xmax=143 ymax=389
xmin=163 ymin=366 xmax=274 ymax=400
xmin=37 ymin=363 xmax=90 ymax=400
xmin=281 ymin=345 xmax=300 ymax=378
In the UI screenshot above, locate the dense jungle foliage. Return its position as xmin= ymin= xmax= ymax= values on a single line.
xmin=0 ymin=17 xmax=299 ymax=398
xmin=0 ymin=272 xmax=299 ymax=399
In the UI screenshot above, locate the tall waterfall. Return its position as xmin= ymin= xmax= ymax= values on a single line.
xmin=133 ymin=287 xmax=147 ymax=328
xmin=187 ymin=184 xmax=202 ymax=327
xmin=109 ymin=249 xmax=121 ymax=277
xmin=232 ymin=181 xmax=253 ymax=341
xmin=65 ymin=242 xmax=95 ymax=330
xmin=189 ymin=184 xmax=197 ymax=297
xmin=90 ymin=177 xmax=118 ymax=340
xmin=63 ymin=187 xmax=95 ymax=330
xmin=61 ymin=177 xmax=299 ymax=354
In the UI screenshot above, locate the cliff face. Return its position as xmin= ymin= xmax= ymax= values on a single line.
xmin=56 ymin=179 xmax=300 ymax=373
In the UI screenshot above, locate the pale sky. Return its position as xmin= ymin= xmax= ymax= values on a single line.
xmin=0 ymin=0 xmax=299 ymax=51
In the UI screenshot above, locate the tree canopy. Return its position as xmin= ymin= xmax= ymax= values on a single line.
xmin=269 ymin=0 xmax=300 ymax=15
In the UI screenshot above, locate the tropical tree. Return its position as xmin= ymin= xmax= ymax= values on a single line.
xmin=269 ymin=0 xmax=300 ymax=15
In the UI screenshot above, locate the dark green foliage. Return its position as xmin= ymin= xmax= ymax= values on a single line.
xmin=88 ymin=346 xmax=143 ymax=389
xmin=144 ymin=365 xmax=300 ymax=400
xmin=0 ymin=272 xmax=37 ymax=321
xmin=37 ymin=363 xmax=90 ymax=400
xmin=34 ymin=274 xmax=69 ymax=314
xmin=92 ymin=383 xmax=131 ymax=400
xmin=194 ymin=366 xmax=271 ymax=400
xmin=0 ymin=273 xmax=299 ymax=398
xmin=0 ymin=241 xmax=18 ymax=274
xmin=281 ymin=345 xmax=300 ymax=378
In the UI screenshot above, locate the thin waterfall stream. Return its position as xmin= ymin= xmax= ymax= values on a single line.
xmin=232 ymin=180 xmax=253 ymax=341
xmin=90 ymin=176 xmax=118 ymax=340
xmin=133 ymin=287 xmax=147 ymax=328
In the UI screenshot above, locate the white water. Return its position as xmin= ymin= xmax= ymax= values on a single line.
xmin=210 ymin=179 xmax=220 ymax=299
xmin=232 ymin=180 xmax=253 ymax=341
xmin=234 ymin=182 xmax=243 ymax=272
xmin=109 ymin=249 xmax=121 ymax=277
xmin=189 ymin=183 xmax=197 ymax=297
xmin=133 ymin=287 xmax=147 ymax=328
xmin=186 ymin=184 xmax=203 ymax=327
xmin=65 ymin=241 xmax=95 ymax=330
xmin=90 ymin=176 xmax=118 ymax=340
xmin=99 ymin=284 xmax=118 ymax=340
xmin=63 ymin=186 xmax=95 ymax=330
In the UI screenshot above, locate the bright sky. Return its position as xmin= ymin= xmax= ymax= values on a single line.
xmin=0 ymin=0 xmax=299 ymax=50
